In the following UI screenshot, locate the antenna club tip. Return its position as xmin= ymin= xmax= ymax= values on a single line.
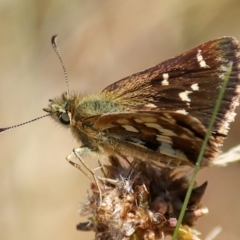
xmin=43 ymin=108 xmax=51 ymax=113
xmin=51 ymin=35 xmax=59 ymax=45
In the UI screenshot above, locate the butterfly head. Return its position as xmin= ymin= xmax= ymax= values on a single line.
xmin=43 ymin=92 xmax=75 ymax=127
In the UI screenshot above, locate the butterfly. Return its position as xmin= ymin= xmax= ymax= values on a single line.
xmin=2 ymin=36 xmax=240 ymax=168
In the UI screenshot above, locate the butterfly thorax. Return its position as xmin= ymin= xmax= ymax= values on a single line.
xmin=44 ymin=92 xmax=135 ymax=148
xmin=72 ymin=92 xmax=131 ymax=119
xmin=45 ymin=92 xmax=128 ymax=120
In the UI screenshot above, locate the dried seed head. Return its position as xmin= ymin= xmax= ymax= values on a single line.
xmin=77 ymin=157 xmax=208 ymax=240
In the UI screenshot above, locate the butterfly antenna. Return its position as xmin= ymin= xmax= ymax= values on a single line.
xmin=51 ymin=35 xmax=70 ymax=98
xmin=0 ymin=113 xmax=52 ymax=134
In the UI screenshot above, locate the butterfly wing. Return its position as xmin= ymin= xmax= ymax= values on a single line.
xmin=83 ymin=111 xmax=218 ymax=167
xmin=102 ymin=37 xmax=240 ymax=147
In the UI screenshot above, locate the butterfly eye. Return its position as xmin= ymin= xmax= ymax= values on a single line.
xmin=59 ymin=112 xmax=70 ymax=125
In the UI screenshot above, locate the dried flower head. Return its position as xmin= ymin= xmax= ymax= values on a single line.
xmin=77 ymin=157 xmax=208 ymax=240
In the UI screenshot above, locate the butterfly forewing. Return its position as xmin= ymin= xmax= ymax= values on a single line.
xmin=102 ymin=37 xmax=240 ymax=147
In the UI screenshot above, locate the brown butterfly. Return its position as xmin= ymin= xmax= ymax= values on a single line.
xmin=44 ymin=36 xmax=240 ymax=168
xmin=1 ymin=36 xmax=240 ymax=168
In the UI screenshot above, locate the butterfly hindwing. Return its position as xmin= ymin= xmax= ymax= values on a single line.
xmin=83 ymin=111 xmax=218 ymax=166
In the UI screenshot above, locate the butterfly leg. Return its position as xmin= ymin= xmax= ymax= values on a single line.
xmin=66 ymin=147 xmax=103 ymax=206
xmin=97 ymin=158 xmax=107 ymax=177
xmin=66 ymin=147 xmax=98 ymax=180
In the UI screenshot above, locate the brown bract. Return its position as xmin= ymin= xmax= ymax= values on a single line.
xmin=77 ymin=157 xmax=208 ymax=240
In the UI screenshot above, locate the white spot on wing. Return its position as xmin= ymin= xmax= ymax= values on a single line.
xmin=130 ymin=137 xmax=146 ymax=147
xmin=159 ymin=143 xmax=174 ymax=155
xmin=122 ymin=125 xmax=139 ymax=132
xmin=157 ymin=135 xmax=173 ymax=144
xmin=162 ymin=113 xmax=176 ymax=123
xmin=160 ymin=129 xmax=177 ymax=136
xmin=225 ymin=111 xmax=237 ymax=123
xmin=219 ymin=65 xmax=228 ymax=72
xmin=145 ymin=103 xmax=157 ymax=108
xmin=191 ymin=83 xmax=199 ymax=91
xmin=235 ymin=101 xmax=240 ymax=107
xmin=175 ymin=149 xmax=188 ymax=159
xmin=141 ymin=116 xmax=157 ymax=123
xmin=197 ymin=49 xmax=209 ymax=68
xmin=176 ymin=109 xmax=188 ymax=115
xmin=145 ymin=123 xmax=163 ymax=131
xmin=162 ymin=73 xmax=169 ymax=85
xmin=158 ymin=143 xmax=188 ymax=160
xmin=134 ymin=118 xmax=144 ymax=123
xmin=179 ymin=134 xmax=191 ymax=139
xmin=179 ymin=90 xmax=192 ymax=102
xmin=117 ymin=119 xmax=129 ymax=124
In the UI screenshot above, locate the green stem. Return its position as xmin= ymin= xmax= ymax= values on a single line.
xmin=172 ymin=62 xmax=233 ymax=240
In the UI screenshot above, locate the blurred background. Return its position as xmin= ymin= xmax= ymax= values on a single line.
xmin=0 ymin=1 xmax=240 ymax=240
